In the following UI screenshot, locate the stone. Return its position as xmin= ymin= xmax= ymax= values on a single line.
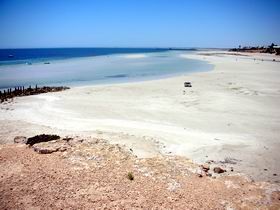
xmin=14 ymin=136 xmax=27 ymax=144
xmin=206 ymin=160 xmax=215 ymax=164
xmin=26 ymin=134 xmax=60 ymax=146
xmin=201 ymin=164 xmax=210 ymax=172
xmin=33 ymin=146 xmax=58 ymax=154
xmin=195 ymin=168 xmax=204 ymax=178
xmin=62 ymin=137 xmax=73 ymax=142
xmin=32 ymin=141 xmax=70 ymax=154
xmin=213 ymin=167 xmax=226 ymax=174
xmin=197 ymin=173 xmax=203 ymax=178
xmin=206 ymin=173 xmax=212 ymax=177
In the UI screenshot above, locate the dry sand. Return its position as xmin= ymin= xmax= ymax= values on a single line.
xmin=1 ymin=51 xmax=280 ymax=184
xmin=1 ymin=137 xmax=280 ymax=209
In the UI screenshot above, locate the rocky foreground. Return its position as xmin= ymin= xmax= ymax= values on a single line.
xmin=0 ymin=136 xmax=280 ymax=209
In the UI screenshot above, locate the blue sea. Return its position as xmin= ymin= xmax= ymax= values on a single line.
xmin=0 ymin=48 xmax=213 ymax=89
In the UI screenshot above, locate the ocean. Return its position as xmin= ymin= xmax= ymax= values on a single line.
xmin=0 ymin=48 xmax=171 ymax=66
xmin=0 ymin=48 xmax=213 ymax=89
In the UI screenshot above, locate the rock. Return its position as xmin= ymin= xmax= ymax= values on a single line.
xmin=26 ymin=134 xmax=60 ymax=146
xmin=67 ymin=138 xmax=84 ymax=146
xmin=32 ymin=141 xmax=70 ymax=154
xmin=195 ymin=168 xmax=204 ymax=178
xmin=14 ymin=136 xmax=27 ymax=144
xmin=201 ymin=164 xmax=210 ymax=172
xmin=213 ymin=167 xmax=226 ymax=174
xmin=33 ymin=146 xmax=58 ymax=154
xmin=206 ymin=173 xmax=212 ymax=177
xmin=220 ymin=157 xmax=239 ymax=164
xmin=62 ymin=137 xmax=73 ymax=142
xmin=197 ymin=173 xmax=203 ymax=178
xmin=206 ymin=160 xmax=215 ymax=164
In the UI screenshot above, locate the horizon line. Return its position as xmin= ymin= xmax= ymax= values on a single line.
xmin=0 ymin=46 xmax=231 ymax=50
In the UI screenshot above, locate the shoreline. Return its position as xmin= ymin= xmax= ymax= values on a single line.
xmin=0 ymin=51 xmax=280 ymax=184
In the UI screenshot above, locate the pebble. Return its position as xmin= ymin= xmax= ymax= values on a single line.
xmin=213 ymin=167 xmax=226 ymax=174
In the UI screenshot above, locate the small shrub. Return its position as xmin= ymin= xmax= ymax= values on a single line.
xmin=127 ymin=172 xmax=134 ymax=180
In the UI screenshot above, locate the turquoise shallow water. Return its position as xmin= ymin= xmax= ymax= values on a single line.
xmin=0 ymin=50 xmax=213 ymax=89
xmin=0 ymin=48 xmax=170 ymax=66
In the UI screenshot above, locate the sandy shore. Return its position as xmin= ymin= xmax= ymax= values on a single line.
xmin=1 ymin=51 xmax=280 ymax=183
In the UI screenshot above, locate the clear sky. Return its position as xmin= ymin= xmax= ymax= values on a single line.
xmin=0 ymin=0 xmax=279 ymax=49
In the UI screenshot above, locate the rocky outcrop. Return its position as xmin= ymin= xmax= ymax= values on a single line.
xmin=26 ymin=134 xmax=60 ymax=146
xmin=2 ymin=135 xmax=279 ymax=209
xmin=32 ymin=141 xmax=69 ymax=154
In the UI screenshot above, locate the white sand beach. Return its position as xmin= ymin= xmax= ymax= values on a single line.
xmin=1 ymin=51 xmax=280 ymax=183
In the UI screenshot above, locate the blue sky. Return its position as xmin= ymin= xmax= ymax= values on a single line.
xmin=0 ymin=0 xmax=279 ymax=48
